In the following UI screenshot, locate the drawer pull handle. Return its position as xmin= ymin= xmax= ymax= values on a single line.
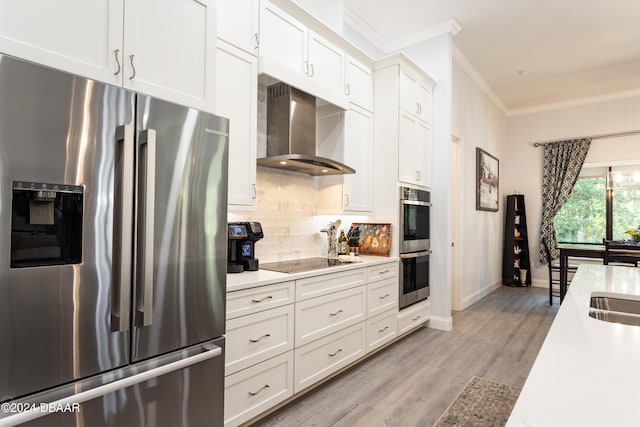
xmin=379 ymin=269 xmax=390 ymax=275
xmin=249 ymin=333 xmax=271 ymax=343
xmin=251 ymin=295 xmax=273 ymax=303
xmin=378 ymin=326 xmax=389 ymax=333
xmin=248 ymin=384 xmax=270 ymax=396
xmin=379 ymin=293 xmax=390 ymax=300
xmin=412 ymin=315 xmax=421 ymax=321
xmin=329 ymin=309 xmax=344 ymax=317
xmin=328 ymin=348 xmax=343 ymax=357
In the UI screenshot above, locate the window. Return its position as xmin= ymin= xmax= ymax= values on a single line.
xmin=555 ymin=166 xmax=640 ymax=243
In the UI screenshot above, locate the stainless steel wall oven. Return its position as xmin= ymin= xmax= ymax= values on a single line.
xmin=399 ymin=186 xmax=431 ymax=308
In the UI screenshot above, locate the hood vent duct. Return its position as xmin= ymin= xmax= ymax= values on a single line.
xmin=257 ymin=83 xmax=355 ymax=176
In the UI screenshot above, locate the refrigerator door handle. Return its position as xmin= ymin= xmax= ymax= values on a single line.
xmin=0 ymin=343 xmax=222 ymax=427
xmin=137 ymin=129 xmax=156 ymax=327
xmin=111 ymin=125 xmax=135 ymax=332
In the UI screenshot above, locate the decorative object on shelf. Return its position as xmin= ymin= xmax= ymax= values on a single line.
xmin=503 ymin=194 xmax=531 ymax=286
xmin=476 ymin=147 xmax=499 ymax=212
xmin=350 ymin=223 xmax=391 ymax=256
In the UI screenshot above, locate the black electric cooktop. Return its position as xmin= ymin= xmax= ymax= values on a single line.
xmin=260 ymin=257 xmax=343 ymax=274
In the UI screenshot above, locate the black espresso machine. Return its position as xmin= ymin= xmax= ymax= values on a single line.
xmin=227 ymin=222 xmax=263 ymax=273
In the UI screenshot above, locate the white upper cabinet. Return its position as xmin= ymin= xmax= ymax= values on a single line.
xmin=343 ymin=106 xmax=373 ymax=212
xmin=399 ymin=69 xmax=432 ymax=124
xmin=216 ymin=0 xmax=259 ymax=55
xmin=122 ymin=0 xmax=216 ymax=112
xmin=0 ymin=0 xmax=123 ymax=85
xmin=345 ymin=56 xmax=373 ymax=111
xmin=258 ymin=0 xmax=347 ymax=108
xmin=0 ymin=0 xmax=216 ymax=112
xmin=215 ymin=40 xmax=258 ymax=208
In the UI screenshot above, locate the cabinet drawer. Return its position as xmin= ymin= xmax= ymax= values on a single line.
xmin=366 ymin=262 xmax=398 ymax=283
xmin=366 ymin=310 xmax=397 ymax=353
xmin=367 ymin=277 xmax=398 ymax=317
xmin=398 ymin=299 xmax=430 ymax=335
xmin=226 ymin=281 xmax=294 ymax=320
xmin=294 ymin=321 xmax=365 ymax=393
xmin=226 ymin=305 xmax=294 ymax=375
xmin=296 ymin=268 xmax=366 ymax=301
xmin=224 ymin=351 xmax=294 ymax=427
xmin=295 ymin=286 xmax=366 ymax=346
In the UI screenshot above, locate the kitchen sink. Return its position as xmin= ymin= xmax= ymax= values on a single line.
xmin=589 ymin=294 xmax=640 ymax=327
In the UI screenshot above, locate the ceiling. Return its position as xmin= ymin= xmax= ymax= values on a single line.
xmin=343 ymin=0 xmax=640 ymax=114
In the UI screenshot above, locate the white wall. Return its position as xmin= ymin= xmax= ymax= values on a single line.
xmin=403 ymin=34 xmax=454 ymax=330
xmin=451 ymin=62 xmax=507 ymax=309
xmin=505 ymin=94 xmax=640 ymax=287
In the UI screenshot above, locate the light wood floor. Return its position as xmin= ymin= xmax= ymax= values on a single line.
xmin=252 ymin=286 xmax=558 ymax=427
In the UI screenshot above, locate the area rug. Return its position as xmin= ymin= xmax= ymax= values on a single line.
xmin=433 ymin=376 xmax=521 ymax=427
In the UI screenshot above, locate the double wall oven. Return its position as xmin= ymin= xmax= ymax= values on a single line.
xmin=399 ymin=186 xmax=431 ymax=309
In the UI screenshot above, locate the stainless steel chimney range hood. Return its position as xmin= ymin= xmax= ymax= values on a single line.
xmin=257 ymin=83 xmax=355 ymax=176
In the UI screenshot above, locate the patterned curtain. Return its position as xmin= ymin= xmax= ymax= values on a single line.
xmin=539 ymin=138 xmax=591 ymax=262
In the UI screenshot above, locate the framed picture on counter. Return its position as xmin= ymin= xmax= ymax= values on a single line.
xmin=351 ymin=223 xmax=391 ymax=256
xmin=476 ymin=147 xmax=499 ymax=212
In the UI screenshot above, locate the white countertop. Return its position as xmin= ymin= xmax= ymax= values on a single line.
xmin=508 ymin=264 xmax=640 ymax=427
xmin=226 ymin=255 xmax=398 ymax=292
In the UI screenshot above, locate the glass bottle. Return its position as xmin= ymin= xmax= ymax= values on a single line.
xmin=338 ymin=229 xmax=348 ymax=255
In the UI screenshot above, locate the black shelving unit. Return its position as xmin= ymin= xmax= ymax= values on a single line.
xmin=502 ymin=194 xmax=531 ymax=286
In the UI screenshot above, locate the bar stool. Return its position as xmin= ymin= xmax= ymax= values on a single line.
xmin=542 ymin=238 xmax=578 ymax=305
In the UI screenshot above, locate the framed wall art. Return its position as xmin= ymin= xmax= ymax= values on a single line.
xmin=476 ymin=147 xmax=499 ymax=212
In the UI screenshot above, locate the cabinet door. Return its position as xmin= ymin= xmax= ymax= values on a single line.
xmin=415 ymin=120 xmax=432 ymax=188
xmin=258 ymin=0 xmax=307 ymax=75
xmin=216 ymin=40 xmax=258 ymax=207
xmin=123 ymin=0 xmax=216 ymax=112
xmin=217 ymin=0 xmax=259 ymax=55
xmin=416 ymin=82 xmax=432 ymax=124
xmin=0 ymin=0 xmax=123 ymax=84
xmin=398 ymin=111 xmax=420 ymax=185
xmin=307 ymin=30 xmax=344 ymax=94
xmin=399 ymin=69 xmax=422 ymax=117
xmin=343 ymin=106 xmax=373 ymax=212
xmin=345 ymin=56 xmax=373 ymax=111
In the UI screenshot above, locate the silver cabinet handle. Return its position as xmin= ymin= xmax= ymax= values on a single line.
xmin=251 ymin=295 xmax=273 ymax=303
xmin=129 ymin=54 xmax=136 ymax=80
xmin=329 ymin=309 xmax=344 ymax=317
xmin=309 ymin=63 xmax=315 ymax=77
xmin=412 ymin=315 xmax=421 ymax=321
xmin=254 ymin=33 xmax=259 ymax=49
xmin=345 ymin=83 xmax=351 ymax=95
xmin=344 ymin=194 xmax=350 ymax=206
xmin=328 ymin=348 xmax=343 ymax=357
xmin=112 ymin=125 xmax=135 ymax=332
xmin=114 ymin=49 xmax=121 ymax=76
xmin=248 ymin=384 xmax=270 ymax=396
xmin=378 ymin=326 xmax=389 ymax=333
xmin=249 ymin=333 xmax=271 ymax=343
xmin=378 ymin=269 xmax=390 ymax=275
xmin=251 ymin=183 xmax=256 ymax=199
xmin=304 ymin=61 xmax=309 ymax=76
xmin=137 ymin=129 xmax=156 ymax=327
xmin=379 ymin=293 xmax=390 ymax=300
xmin=416 ymin=102 xmax=420 ymax=114
xmin=416 ymin=170 xmax=422 ymax=181
xmin=0 ymin=343 xmax=221 ymax=427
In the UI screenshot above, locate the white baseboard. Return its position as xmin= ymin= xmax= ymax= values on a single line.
xmin=531 ymin=279 xmax=547 ymax=289
xmin=428 ymin=315 xmax=453 ymax=331
xmin=460 ymin=280 xmax=501 ymax=310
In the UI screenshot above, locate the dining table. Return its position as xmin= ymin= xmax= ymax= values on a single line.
xmin=557 ymin=243 xmax=605 ymax=302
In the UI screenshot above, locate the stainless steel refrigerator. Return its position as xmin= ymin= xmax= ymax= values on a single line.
xmin=0 ymin=54 xmax=228 ymax=427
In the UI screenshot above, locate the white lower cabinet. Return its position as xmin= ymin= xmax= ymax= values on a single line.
xmin=295 ymin=285 xmax=366 ymax=346
xmin=226 ymin=304 xmax=294 ymax=375
xmin=366 ymin=310 xmax=398 ymax=353
xmin=398 ymin=298 xmax=430 ymax=335
xmin=366 ymin=277 xmax=398 ymax=317
xmin=294 ymin=321 xmax=366 ymax=393
xmin=224 ymin=351 xmax=294 ymax=427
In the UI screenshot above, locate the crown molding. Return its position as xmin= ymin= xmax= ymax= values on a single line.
xmin=452 ymin=44 xmax=508 ymax=114
xmin=343 ymin=7 xmax=461 ymax=54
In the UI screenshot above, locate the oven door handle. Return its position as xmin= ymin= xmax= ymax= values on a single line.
xmin=400 ymin=200 xmax=431 ymax=207
xmin=400 ymin=250 xmax=432 ymax=259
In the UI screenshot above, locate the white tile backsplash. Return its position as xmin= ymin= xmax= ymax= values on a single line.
xmin=228 ymin=167 xmax=369 ymax=263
